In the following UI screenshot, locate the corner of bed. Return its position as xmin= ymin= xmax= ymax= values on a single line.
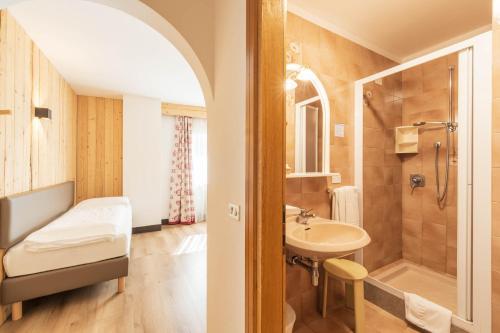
xmin=0 ymin=182 xmax=130 ymax=323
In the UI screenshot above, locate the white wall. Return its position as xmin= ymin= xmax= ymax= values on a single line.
xmin=160 ymin=116 xmax=176 ymax=219
xmin=207 ymin=0 xmax=246 ymax=332
xmin=123 ymin=94 xmax=163 ymax=228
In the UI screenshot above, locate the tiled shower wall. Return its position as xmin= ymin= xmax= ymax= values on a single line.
xmin=362 ymin=55 xmax=458 ymax=276
xmin=400 ymin=54 xmax=458 ymax=276
xmin=362 ymin=74 xmax=404 ymax=272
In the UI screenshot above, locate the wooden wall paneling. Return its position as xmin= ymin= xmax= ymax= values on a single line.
xmin=0 ymin=12 xmax=5 ymax=197
xmin=30 ymin=46 xmax=39 ymax=190
xmin=95 ymin=97 xmax=105 ymax=197
xmin=30 ymin=49 xmax=76 ymax=191
xmin=76 ymin=96 xmax=88 ymax=202
xmin=161 ymin=103 xmax=207 ymax=118
xmin=104 ymin=98 xmax=114 ymax=196
xmin=22 ymin=22 xmax=32 ymax=192
xmin=0 ymin=11 xmax=33 ymax=197
xmin=76 ymin=95 xmax=122 ymax=202
xmin=57 ymin=78 xmax=64 ymax=184
xmin=13 ymin=18 xmax=24 ymax=194
xmin=112 ymin=99 xmax=122 ymax=196
xmin=87 ymin=96 xmax=97 ymax=198
xmin=72 ymin=94 xmax=77 ymax=182
xmin=36 ymin=50 xmax=49 ymax=188
xmin=50 ymin=60 xmax=59 ymax=186
xmin=4 ymin=11 xmax=15 ymax=196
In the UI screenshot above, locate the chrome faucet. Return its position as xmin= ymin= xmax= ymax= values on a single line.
xmin=296 ymin=209 xmax=315 ymax=225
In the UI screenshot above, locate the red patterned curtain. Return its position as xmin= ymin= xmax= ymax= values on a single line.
xmin=168 ymin=116 xmax=196 ymax=224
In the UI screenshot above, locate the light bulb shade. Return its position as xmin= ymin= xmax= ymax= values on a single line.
xmin=286 ymin=63 xmax=302 ymax=72
xmin=296 ymin=68 xmax=312 ymax=81
xmin=285 ymin=78 xmax=298 ymax=91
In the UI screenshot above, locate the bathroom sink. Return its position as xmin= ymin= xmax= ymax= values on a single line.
xmin=285 ymin=218 xmax=371 ymax=259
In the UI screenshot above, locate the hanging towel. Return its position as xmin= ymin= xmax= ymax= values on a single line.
xmin=332 ymin=186 xmax=359 ymax=225
xmin=404 ymin=292 xmax=452 ymax=333
xmin=285 ymin=205 xmax=301 ymax=216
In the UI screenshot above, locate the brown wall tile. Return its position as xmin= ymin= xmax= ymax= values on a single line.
xmin=285 ymin=12 xmax=397 ymax=321
xmin=400 ymin=54 xmax=458 ymax=275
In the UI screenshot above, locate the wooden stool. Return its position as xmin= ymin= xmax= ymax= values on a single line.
xmin=322 ymin=258 xmax=368 ymax=333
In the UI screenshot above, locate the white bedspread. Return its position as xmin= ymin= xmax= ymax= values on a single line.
xmin=24 ymin=197 xmax=132 ymax=252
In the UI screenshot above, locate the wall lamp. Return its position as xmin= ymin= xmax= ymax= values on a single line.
xmin=34 ymin=107 xmax=52 ymax=119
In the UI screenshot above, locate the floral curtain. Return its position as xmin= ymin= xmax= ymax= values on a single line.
xmin=168 ymin=116 xmax=196 ymax=224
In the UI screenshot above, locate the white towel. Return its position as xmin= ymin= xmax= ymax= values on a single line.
xmin=332 ymin=186 xmax=359 ymax=225
xmin=285 ymin=205 xmax=301 ymax=216
xmin=404 ymin=292 xmax=452 ymax=333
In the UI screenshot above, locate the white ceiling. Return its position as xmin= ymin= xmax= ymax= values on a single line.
xmin=288 ymin=0 xmax=491 ymax=62
xmin=8 ymin=0 xmax=205 ymax=106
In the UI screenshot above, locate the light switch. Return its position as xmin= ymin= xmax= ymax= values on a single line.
xmin=228 ymin=203 xmax=240 ymax=221
xmin=331 ymin=173 xmax=342 ymax=184
xmin=334 ymin=123 xmax=345 ymax=138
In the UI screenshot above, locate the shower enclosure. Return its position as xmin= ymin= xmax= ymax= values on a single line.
xmin=354 ymin=33 xmax=491 ymax=332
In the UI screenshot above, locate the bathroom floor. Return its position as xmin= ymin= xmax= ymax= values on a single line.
xmin=293 ymin=301 xmax=419 ymax=333
xmin=370 ymin=259 xmax=457 ymax=313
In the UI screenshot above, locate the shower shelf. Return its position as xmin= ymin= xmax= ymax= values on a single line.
xmin=395 ymin=126 xmax=418 ymax=154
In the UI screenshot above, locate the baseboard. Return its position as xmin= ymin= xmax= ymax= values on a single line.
xmin=161 ymin=218 xmax=169 ymax=225
xmin=132 ymin=224 xmax=162 ymax=234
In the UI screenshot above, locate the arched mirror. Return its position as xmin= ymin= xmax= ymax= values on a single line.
xmin=285 ymin=63 xmax=330 ymax=176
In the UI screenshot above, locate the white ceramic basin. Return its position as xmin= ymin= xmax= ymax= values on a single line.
xmin=286 ymin=217 xmax=371 ymax=258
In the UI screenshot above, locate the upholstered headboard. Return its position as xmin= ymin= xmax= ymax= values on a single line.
xmin=0 ymin=182 xmax=74 ymax=249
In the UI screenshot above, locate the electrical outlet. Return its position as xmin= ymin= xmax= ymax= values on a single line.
xmin=228 ymin=203 xmax=240 ymax=221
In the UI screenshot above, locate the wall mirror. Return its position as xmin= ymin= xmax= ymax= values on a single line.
xmin=285 ymin=63 xmax=330 ymax=176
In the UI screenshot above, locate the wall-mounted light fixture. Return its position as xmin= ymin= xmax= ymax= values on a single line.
xmin=285 ymin=63 xmax=312 ymax=91
xmin=34 ymin=107 xmax=52 ymax=119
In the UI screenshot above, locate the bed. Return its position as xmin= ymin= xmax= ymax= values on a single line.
xmin=0 ymin=182 xmax=131 ymax=322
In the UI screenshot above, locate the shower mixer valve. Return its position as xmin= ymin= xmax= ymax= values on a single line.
xmin=410 ymin=174 xmax=425 ymax=193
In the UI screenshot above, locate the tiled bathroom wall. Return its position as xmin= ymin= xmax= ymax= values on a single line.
xmin=286 ymin=13 xmax=396 ymax=186
xmin=362 ymin=74 xmax=404 ymax=272
xmin=400 ymin=54 xmax=458 ymax=276
xmin=285 ymin=12 xmax=397 ymax=324
xmin=285 ymin=177 xmax=331 ymax=218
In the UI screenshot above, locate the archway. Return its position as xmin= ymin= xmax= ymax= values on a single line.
xmin=0 ymin=0 xmax=213 ymax=106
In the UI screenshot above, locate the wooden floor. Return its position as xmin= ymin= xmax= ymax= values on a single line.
xmin=0 ymin=223 xmax=207 ymax=333
xmin=1 ymin=223 xmax=416 ymax=333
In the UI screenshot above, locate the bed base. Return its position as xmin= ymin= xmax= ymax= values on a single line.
xmin=1 ymin=255 xmax=128 ymax=321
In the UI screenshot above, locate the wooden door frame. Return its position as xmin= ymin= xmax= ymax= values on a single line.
xmin=246 ymin=0 xmax=285 ymax=332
